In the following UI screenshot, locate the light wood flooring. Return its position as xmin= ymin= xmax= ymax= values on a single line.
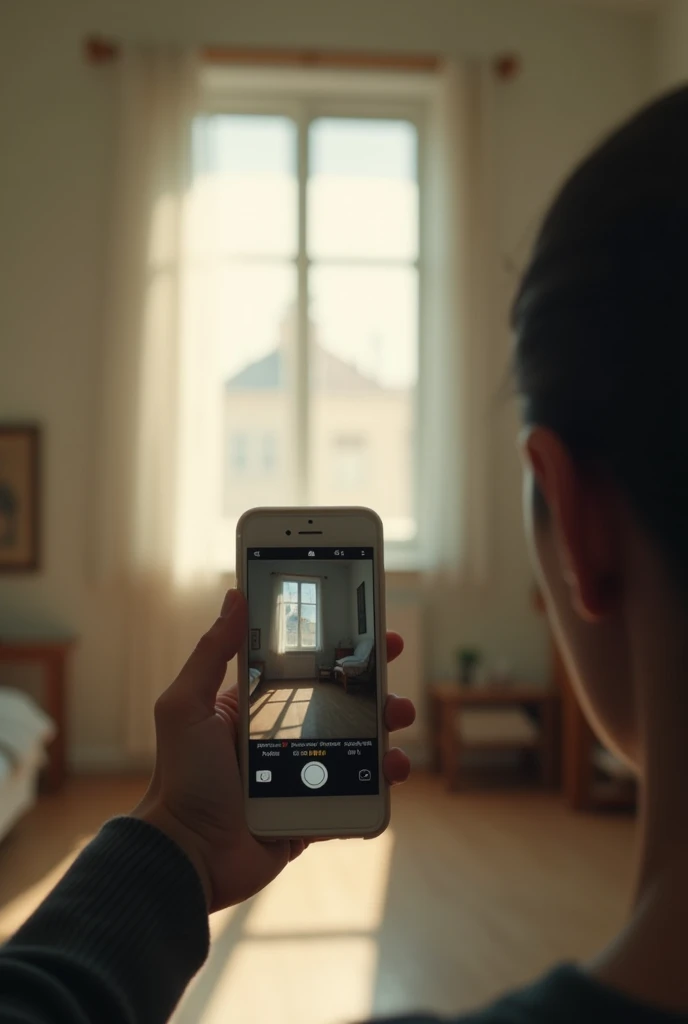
xmin=250 ymin=678 xmax=377 ymax=741
xmin=0 ymin=775 xmax=635 ymax=1024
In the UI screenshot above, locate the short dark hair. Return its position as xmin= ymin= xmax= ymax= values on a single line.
xmin=512 ymin=85 xmax=688 ymax=588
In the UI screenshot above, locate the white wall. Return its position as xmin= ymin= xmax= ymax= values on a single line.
xmin=0 ymin=0 xmax=656 ymax=767
xmin=656 ymin=0 xmax=688 ymax=90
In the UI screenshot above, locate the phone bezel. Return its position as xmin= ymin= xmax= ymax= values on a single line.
xmin=236 ymin=506 xmax=389 ymax=838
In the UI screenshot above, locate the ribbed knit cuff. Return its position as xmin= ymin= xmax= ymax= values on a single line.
xmin=7 ymin=816 xmax=210 ymax=1023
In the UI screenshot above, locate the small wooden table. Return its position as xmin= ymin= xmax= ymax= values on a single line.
xmin=429 ymin=683 xmax=560 ymax=791
xmin=0 ymin=637 xmax=75 ymax=793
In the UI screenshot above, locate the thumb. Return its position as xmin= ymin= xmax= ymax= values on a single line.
xmin=170 ymin=589 xmax=248 ymax=709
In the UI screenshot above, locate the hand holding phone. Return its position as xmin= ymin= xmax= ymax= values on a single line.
xmin=132 ymin=586 xmax=414 ymax=912
xmin=237 ymin=507 xmax=395 ymax=839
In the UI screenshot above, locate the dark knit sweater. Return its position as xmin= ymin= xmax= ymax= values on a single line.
xmin=0 ymin=817 xmax=685 ymax=1023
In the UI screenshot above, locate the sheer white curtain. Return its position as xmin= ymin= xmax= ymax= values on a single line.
xmin=269 ymin=576 xmax=288 ymax=655
xmin=419 ymin=60 xmax=495 ymax=584
xmin=314 ymin=580 xmax=323 ymax=652
xmin=94 ymin=47 xmax=228 ymax=757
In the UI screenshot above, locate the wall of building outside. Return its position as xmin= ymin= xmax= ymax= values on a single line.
xmin=223 ymin=391 xmax=412 ymax=529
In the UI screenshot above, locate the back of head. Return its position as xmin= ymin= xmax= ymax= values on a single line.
xmin=513 ymin=85 xmax=688 ymax=591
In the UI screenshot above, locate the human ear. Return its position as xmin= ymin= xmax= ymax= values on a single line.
xmin=521 ymin=427 xmax=619 ymax=622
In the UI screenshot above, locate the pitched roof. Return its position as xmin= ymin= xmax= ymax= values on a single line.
xmin=226 ymin=344 xmax=384 ymax=393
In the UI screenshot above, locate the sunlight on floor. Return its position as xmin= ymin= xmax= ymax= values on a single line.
xmin=247 ymin=828 xmax=394 ymax=936
xmin=174 ymin=829 xmax=395 ymax=1024
xmin=202 ymin=936 xmax=379 ymax=1024
xmin=0 ymin=838 xmax=89 ymax=942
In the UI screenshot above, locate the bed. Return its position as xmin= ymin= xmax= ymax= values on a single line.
xmin=0 ymin=687 xmax=55 ymax=842
xmin=249 ymin=661 xmax=265 ymax=699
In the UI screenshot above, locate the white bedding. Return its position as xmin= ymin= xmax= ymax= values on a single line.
xmin=249 ymin=668 xmax=262 ymax=697
xmin=0 ymin=688 xmax=56 ymax=842
xmin=0 ymin=687 xmax=55 ymax=764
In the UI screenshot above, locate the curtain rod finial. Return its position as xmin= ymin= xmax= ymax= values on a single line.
xmin=494 ymin=52 xmax=521 ymax=81
xmin=85 ymin=35 xmax=119 ymax=65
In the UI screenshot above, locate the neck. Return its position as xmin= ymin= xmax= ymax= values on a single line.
xmin=590 ymin=585 xmax=688 ymax=1013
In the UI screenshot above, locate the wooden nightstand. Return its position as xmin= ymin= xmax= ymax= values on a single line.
xmin=429 ymin=683 xmax=560 ymax=791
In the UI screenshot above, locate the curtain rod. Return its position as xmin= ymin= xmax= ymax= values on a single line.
xmin=84 ymin=36 xmax=443 ymax=72
xmin=270 ymin=572 xmax=328 ymax=579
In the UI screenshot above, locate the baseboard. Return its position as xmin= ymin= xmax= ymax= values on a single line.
xmin=69 ymin=746 xmax=153 ymax=775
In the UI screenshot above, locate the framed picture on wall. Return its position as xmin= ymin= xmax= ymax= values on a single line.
xmin=0 ymin=425 xmax=40 ymax=573
xmin=357 ymin=581 xmax=367 ymax=635
xmin=250 ymin=628 xmax=261 ymax=651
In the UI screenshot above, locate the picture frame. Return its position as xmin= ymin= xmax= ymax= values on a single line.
xmin=250 ymin=627 xmax=261 ymax=651
xmin=0 ymin=425 xmax=41 ymax=573
xmin=357 ymin=581 xmax=367 ymax=635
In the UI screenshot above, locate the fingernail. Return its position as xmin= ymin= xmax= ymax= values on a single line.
xmin=221 ymin=589 xmax=239 ymax=617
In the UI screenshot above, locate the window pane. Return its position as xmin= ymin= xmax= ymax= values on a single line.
xmin=284 ymin=598 xmax=298 ymax=648
xmin=331 ymin=435 xmax=367 ymax=489
xmin=283 ymin=581 xmax=298 ymax=601
xmin=308 ymin=118 xmax=418 ymax=260
xmin=300 ymin=604 xmax=317 ymax=647
xmin=220 ymin=266 xmax=297 ymax=519
xmin=228 ymin=432 xmax=249 ymax=474
xmin=261 ymin=432 xmax=277 ymax=473
xmin=308 ymin=266 xmax=417 ymax=540
xmin=192 ymin=115 xmax=297 ymax=257
xmin=301 ymin=582 xmax=316 ymax=604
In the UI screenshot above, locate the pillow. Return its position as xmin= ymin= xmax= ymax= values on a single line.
xmin=0 ymin=687 xmax=55 ymax=764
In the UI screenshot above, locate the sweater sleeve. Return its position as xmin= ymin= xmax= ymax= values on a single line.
xmin=0 ymin=816 xmax=210 ymax=1024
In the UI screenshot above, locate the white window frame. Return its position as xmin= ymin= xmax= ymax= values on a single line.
xmin=283 ymin=577 xmax=319 ymax=652
xmin=200 ymin=66 xmax=437 ymax=570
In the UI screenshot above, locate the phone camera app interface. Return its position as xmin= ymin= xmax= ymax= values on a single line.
xmin=247 ymin=547 xmax=379 ymax=798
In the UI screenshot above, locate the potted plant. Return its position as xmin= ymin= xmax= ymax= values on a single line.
xmin=457 ymin=647 xmax=482 ymax=687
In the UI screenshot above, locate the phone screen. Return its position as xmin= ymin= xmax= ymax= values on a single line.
xmin=246 ymin=546 xmax=379 ymax=798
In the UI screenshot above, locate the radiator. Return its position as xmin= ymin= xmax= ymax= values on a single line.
xmin=267 ymin=653 xmax=317 ymax=680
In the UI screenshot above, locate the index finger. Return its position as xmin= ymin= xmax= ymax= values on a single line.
xmin=386 ymin=632 xmax=404 ymax=664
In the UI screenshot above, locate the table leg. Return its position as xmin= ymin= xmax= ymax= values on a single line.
xmin=541 ymin=699 xmax=558 ymax=789
xmin=439 ymin=704 xmax=461 ymax=790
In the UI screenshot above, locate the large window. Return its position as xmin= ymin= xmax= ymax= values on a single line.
xmin=282 ymin=579 xmax=318 ymax=650
xmin=193 ymin=72 xmax=422 ymax=558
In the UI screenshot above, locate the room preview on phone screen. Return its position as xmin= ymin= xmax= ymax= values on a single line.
xmin=246 ymin=547 xmax=379 ymax=798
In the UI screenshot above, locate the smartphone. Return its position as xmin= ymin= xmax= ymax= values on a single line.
xmin=236 ymin=506 xmax=389 ymax=839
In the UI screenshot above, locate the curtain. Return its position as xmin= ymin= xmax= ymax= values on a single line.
xmin=315 ymin=579 xmax=323 ymax=652
xmin=419 ymin=60 xmax=495 ymax=584
xmin=269 ymin=576 xmax=288 ymax=655
xmin=94 ymin=47 xmax=229 ymax=757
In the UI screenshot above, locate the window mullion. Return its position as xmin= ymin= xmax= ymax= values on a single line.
xmin=295 ymin=107 xmax=310 ymax=504
xmin=298 ymin=582 xmax=302 ymax=649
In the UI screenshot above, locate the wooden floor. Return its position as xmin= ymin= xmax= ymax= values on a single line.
xmin=0 ymin=775 xmax=635 ymax=1024
xmin=250 ymin=678 xmax=377 ymax=741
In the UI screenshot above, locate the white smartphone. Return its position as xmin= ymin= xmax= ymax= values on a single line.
xmin=236 ymin=506 xmax=389 ymax=839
